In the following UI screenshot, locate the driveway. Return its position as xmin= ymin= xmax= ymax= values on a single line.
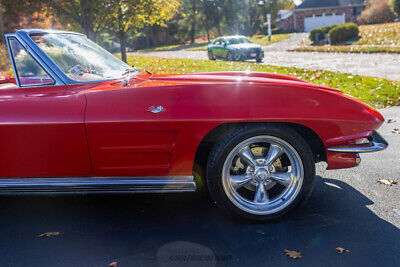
xmin=0 ymin=107 xmax=398 ymax=267
xmin=131 ymin=34 xmax=400 ymax=81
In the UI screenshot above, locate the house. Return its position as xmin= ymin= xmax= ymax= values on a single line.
xmin=276 ymin=0 xmax=366 ymax=32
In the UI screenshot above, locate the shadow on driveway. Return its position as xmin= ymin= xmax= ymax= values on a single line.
xmin=0 ymin=176 xmax=398 ymax=267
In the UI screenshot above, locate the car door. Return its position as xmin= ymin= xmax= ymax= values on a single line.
xmin=220 ymin=39 xmax=229 ymax=58
xmin=211 ymin=38 xmax=223 ymax=57
xmin=0 ymin=36 xmax=92 ymax=178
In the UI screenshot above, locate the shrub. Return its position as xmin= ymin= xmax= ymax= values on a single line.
xmin=358 ymin=0 xmax=397 ymax=25
xmin=309 ymin=25 xmax=335 ymax=43
xmin=391 ymin=0 xmax=400 ymax=16
xmin=328 ymin=23 xmax=360 ymax=44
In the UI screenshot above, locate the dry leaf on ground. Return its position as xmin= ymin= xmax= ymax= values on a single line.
xmin=392 ymin=128 xmax=400 ymax=134
xmin=386 ymin=119 xmax=396 ymax=123
xmin=284 ymin=249 xmax=302 ymax=259
xmin=37 ymin=232 xmax=60 ymax=237
xmin=377 ymin=179 xmax=398 ymax=186
xmin=336 ymin=247 xmax=350 ymax=254
xmin=109 ymin=261 xmax=119 ymax=267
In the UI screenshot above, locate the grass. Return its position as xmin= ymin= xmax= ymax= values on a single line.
xmin=291 ymin=45 xmax=400 ymax=53
xmin=136 ymin=34 xmax=292 ymax=52
xmin=137 ymin=42 xmax=209 ymax=52
xmin=355 ymin=22 xmax=400 ymax=46
xmin=294 ymin=22 xmax=400 ymax=53
xmin=248 ymin=34 xmax=291 ymax=46
xmin=127 ymin=55 xmax=400 ymax=108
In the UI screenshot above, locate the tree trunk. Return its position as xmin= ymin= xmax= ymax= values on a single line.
xmin=216 ymin=23 xmax=222 ymax=36
xmin=119 ymin=30 xmax=127 ymax=63
xmin=189 ymin=0 xmax=197 ymax=44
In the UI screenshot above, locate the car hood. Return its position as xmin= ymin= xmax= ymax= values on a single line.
xmin=144 ymin=71 xmax=331 ymax=89
xmin=228 ymin=43 xmax=261 ymax=49
xmin=82 ymin=71 xmax=340 ymax=96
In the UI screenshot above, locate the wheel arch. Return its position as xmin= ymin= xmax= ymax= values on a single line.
xmin=193 ymin=122 xmax=326 ymax=186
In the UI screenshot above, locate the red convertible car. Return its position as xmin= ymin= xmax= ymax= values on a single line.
xmin=0 ymin=29 xmax=387 ymax=221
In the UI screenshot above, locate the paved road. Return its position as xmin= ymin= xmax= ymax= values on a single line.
xmin=131 ymin=34 xmax=400 ymax=81
xmin=0 ymin=107 xmax=399 ymax=266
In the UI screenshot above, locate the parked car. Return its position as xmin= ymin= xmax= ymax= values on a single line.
xmin=0 ymin=29 xmax=387 ymax=222
xmin=207 ymin=35 xmax=264 ymax=62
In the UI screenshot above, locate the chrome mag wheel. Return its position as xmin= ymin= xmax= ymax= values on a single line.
xmin=222 ymin=135 xmax=304 ymax=215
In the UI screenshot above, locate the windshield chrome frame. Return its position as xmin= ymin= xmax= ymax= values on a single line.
xmin=6 ymin=29 xmax=129 ymax=87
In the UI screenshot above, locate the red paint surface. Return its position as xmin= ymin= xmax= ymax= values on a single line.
xmin=0 ymin=71 xmax=384 ymax=178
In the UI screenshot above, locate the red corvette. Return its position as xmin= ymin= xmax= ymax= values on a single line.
xmin=0 ymin=29 xmax=387 ymax=221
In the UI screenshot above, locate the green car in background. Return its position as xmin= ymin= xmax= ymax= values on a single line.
xmin=207 ymin=35 xmax=264 ymax=63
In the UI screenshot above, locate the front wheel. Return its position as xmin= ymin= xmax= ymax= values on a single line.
xmin=208 ymin=50 xmax=215 ymax=60
xmin=206 ymin=125 xmax=315 ymax=222
xmin=226 ymin=52 xmax=234 ymax=61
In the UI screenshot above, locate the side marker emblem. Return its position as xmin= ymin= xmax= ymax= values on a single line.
xmin=147 ymin=106 xmax=165 ymax=114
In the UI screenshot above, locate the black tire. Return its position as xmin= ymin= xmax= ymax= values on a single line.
xmin=226 ymin=52 xmax=234 ymax=61
xmin=256 ymin=58 xmax=263 ymax=63
xmin=208 ymin=50 xmax=215 ymax=60
xmin=206 ymin=124 xmax=316 ymax=222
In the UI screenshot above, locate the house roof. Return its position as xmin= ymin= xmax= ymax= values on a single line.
xmin=295 ymin=0 xmax=365 ymax=10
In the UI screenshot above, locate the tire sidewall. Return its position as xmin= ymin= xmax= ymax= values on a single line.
xmin=227 ymin=52 xmax=233 ymax=61
xmin=206 ymin=125 xmax=315 ymax=222
xmin=208 ymin=50 xmax=214 ymax=60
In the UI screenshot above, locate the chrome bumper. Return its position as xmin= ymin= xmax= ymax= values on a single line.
xmin=327 ymin=132 xmax=388 ymax=153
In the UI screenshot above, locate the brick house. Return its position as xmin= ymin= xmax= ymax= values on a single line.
xmin=276 ymin=0 xmax=366 ymax=32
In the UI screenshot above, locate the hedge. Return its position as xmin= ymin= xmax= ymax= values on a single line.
xmin=309 ymin=23 xmax=359 ymax=44
xmin=309 ymin=25 xmax=335 ymax=43
xmin=328 ymin=23 xmax=359 ymax=44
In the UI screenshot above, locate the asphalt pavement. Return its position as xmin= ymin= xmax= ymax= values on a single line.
xmin=0 ymin=107 xmax=399 ymax=267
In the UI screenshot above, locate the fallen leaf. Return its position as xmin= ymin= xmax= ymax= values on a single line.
xmin=109 ymin=261 xmax=119 ymax=267
xmin=284 ymin=249 xmax=302 ymax=259
xmin=377 ymin=179 xmax=398 ymax=186
xmin=392 ymin=128 xmax=400 ymax=134
xmin=336 ymin=247 xmax=350 ymax=254
xmin=37 ymin=232 xmax=60 ymax=237
xmin=386 ymin=119 xmax=396 ymax=123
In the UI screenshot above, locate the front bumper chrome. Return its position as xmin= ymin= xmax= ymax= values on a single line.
xmin=327 ymin=132 xmax=388 ymax=153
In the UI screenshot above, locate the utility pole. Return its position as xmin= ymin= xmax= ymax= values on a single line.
xmin=267 ymin=13 xmax=272 ymax=41
xmin=259 ymin=0 xmax=272 ymax=41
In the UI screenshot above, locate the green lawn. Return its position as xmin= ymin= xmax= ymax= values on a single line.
xmin=248 ymin=34 xmax=291 ymax=46
xmin=127 ymin=55 xmax=400 ymax=108
xmin=136 ymin=34 xmax=292 ymax=52
xmin=294 ymin=22 xmax=400 ymax=53
xmin=291 ymin=45 xmax=400 ymax=54
xmin=356 ymin=22 xmax=400 ymax=46
xmin=137 ymin=42 xmax=208 ymax=52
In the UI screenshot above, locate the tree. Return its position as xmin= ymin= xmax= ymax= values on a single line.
xmin=0 ymin=0 xmax=50 ymax=43
xmin=0 ymin=2 xmax=4 ymax=43
xmin=391 ymin=0 xmax=400 ymax=16
xmin=48 ymin=0 xmax=101 ymax=40
xmin=199 ymin=0 xmax=224 ymax=41
xmin=97 ymin=0 xmax=180 ymax=62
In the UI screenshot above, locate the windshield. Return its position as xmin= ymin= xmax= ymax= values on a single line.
xmin=226 ymin=37 xmax=252 ymax=45
xmin=30 ymin=33 xmax=135 ymax=82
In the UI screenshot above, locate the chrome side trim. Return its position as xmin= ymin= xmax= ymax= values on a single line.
xmin=327 ymin=132 xmax=388 ymax=153
xmin=0 ymin=176 xmax=196 ymax=195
